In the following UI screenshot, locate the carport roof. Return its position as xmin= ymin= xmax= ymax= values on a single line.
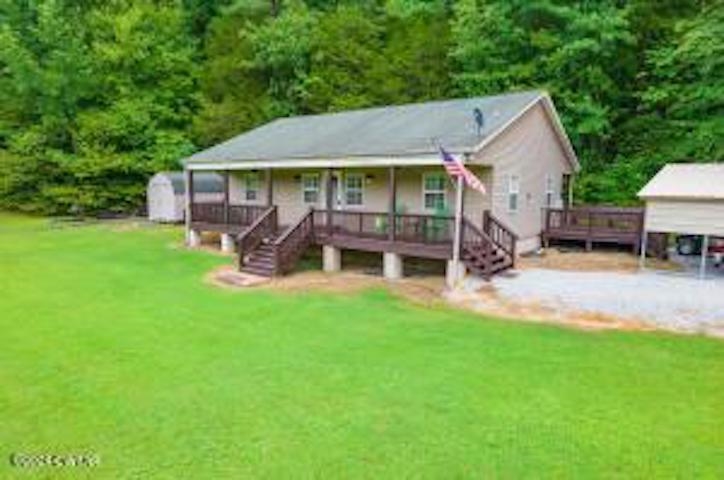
xmin=638 ymin=163 xmax=724 ymax=200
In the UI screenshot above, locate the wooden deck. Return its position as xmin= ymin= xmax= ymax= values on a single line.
xmin=191 ymin=203 xmax=517 ymax=279
xmin=311 ymin=209 xmax=454 ymax=260
xmin=190 ymin=203 xmax=268 ymax=234
xmin=542 ymin=207 xmax=644 ymax=252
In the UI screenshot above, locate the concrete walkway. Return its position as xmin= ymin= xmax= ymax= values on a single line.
xmin=463 ymin=268 xmax=724 ymax=336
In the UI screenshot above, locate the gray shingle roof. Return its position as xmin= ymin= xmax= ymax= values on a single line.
xmin=162 ymin=172 xmax=224 ymax=194
xmin=185 ymin=90 xmax=543 ymax=164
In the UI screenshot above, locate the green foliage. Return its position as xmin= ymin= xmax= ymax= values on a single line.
xmin=0 ymin=0 xmax=720 ymax=214
xmin=0 ymin=0 xmax=197 ymax=214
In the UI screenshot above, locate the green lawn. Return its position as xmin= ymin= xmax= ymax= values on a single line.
xmin=1 ymin=213 xmax=723 ymax=478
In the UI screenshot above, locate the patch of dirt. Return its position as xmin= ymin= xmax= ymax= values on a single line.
xmin=205 ymin=265 xmax=270 ymax=288
xmin=446 ymin=285 xmax=656 ymax=332
xmin=205 ymin=263 xmax=654 ymax=332
xmin=271 ymin=270 xmax=446 ymax=307
xmin=205 ymin=265 xmax=446 ymax=307
xmin=519 ymin=248 xmax=682 ymax=273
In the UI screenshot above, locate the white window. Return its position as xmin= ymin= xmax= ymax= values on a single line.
xmin=545 ymin=174 xmax=555 ymax=207
xmin=423 ymin=173 xmax=447 ymax=211
xmin=244 ymin=173 xmax=260 ymax=202
xmin=508 ymin=174 xmax=520 ymax=212
xmin=302 ymin=174 xmax=320 ymax=204
xmin=344 ymin=173 xmax=364 ymax=207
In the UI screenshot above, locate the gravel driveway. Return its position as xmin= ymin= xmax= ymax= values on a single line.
xmin=463 ymin=269 xmax=724 ymax=336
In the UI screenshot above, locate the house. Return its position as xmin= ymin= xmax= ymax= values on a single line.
xmin=182 ymin=90 xmax=580 ymax=284
xmin=638 ymin=163 xmax=724 ymax=278
xmin=147 ymin=172 xmax=223 ymax=223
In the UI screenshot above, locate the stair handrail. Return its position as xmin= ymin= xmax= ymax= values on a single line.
xmin=272 ymin=207 xmax=315 ymax=275
xmin=237 ymin=205 xmax=277 ymax=268
xmin=461 ymin=218 xmax=498 ymax=280
xmin=482 ymin=211 xmax=517 ymax=265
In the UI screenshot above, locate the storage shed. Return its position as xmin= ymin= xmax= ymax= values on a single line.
xmin=638 ymin=163 xmax=724 ymax=277
xmin=147 ymin=172 xmax=224 ymax=222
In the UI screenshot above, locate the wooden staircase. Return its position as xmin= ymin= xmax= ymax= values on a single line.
xmin=238 ymin=207 xmax=314 ymax=277
xmin=240 ymin=234 xmax=279 ymax=277
xmin=460 ymin=213 xmax=517 ymax=280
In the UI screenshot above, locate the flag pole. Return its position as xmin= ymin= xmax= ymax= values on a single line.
xmin=451 ymin=174 xmax=464 ymax=288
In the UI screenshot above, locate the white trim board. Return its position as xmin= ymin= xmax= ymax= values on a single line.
xmin=186 ymin=155 xmax=445 ymax=171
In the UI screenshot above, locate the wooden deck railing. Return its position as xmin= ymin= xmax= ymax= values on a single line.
xmin=483 ymin=210 xmax=517 ymax=266
xmin=273 ymin=208 xmax=315 ymax=275
xmin=191 ymin=202 xmax=267 ymax=226
xmin=312 ymin=210 xmax=455 ymax=245
xmin=237 ymin=206 xmax=277 ymax=268
xmin=543 ymin=206 xmax=644 ymax=251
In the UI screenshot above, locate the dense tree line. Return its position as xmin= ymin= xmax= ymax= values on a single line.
xmin=0 ymin=0 xmax=721 ymax=214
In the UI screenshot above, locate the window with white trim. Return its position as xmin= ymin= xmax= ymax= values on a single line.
xmin=344 ymin=173 xmax=364 ymax=206
xmin=244 ymin=173 xmax=260 ymax=201
xmin=545 ymin=174 xmax=555 ymax=207
xmin=423 ymin=173 xmax=447 ymax=211
xmin=508 ymin=174 xmax=520 ymax=212
xmin=302 ymin=174 xmax=320 ymax=204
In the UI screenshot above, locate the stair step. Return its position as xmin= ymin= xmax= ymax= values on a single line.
xmin=241 ymin=264 xmax=274 ymax=276
xmin=245 ymin=258 xmax=275 ymax=267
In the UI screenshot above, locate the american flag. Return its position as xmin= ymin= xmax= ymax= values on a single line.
xmin=440 ymin=146 xmax=487 ymax=195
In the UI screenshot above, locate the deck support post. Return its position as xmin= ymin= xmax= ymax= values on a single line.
xmin=266 ymin=168 xmax=273 ymax=206
xmin=446 ymin=260 xmax=466 ymax=287
xmin=700 ymin=235 xmax=709 ymax=279
xmin=639 ymin=230 xmax=648 ymax=270
xmin=323 ymin=245 xmax=341 ymax=272
xmin=383 ymin=252 xmax=403 ymax=280
xmin=188 ymin=229 xmax=201 ymax=248
xmin=185 ymin=168 xmax=194 ymax=246
xmin=388 ymin=167 xmax=396 ymax=241
xmin=221 ymin=233 xmax=235 ymax=253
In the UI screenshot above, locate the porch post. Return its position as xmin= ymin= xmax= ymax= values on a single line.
xmin=265 ymin=168 xmax=273 ymax=206
xmin=326 ymin=168 xmax=333 ymax=235
xmin=700 ymin=234 xmax=709 ymax=279
xmin=449 ymin=175 xmax=465 ymax=288
xmin=388 ymin=166 xmax=396 ymax=241
xmin=568 ymin=175 xmax=574 ymax=207
xmin=185 ymin=167 xmax=192 ymax=243
xmin=223 ymin=170 xmax=230 ymax=224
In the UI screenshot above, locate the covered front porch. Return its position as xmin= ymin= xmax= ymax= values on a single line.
xmin=184 ymin=165 xmax=515 ymax=283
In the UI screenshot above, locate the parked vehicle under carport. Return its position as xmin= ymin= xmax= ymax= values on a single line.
xmin=676 ymin=235 xmax=724 ymax=267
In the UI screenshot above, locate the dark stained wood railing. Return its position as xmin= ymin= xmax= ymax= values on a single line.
xmin=237 ymin=206 xmax=277 ymax=268
xmin=543 ymin=206 xmax=644 ymax=252
xmin=312 ymin=210 xmax=455 ymax=245
xmin=230 ymin=205 xmax=267 ymax=225
xmin=191 ymin=202 xmax=225 ymax=224
xmin=461 ymin=219 xmax=512 ymax=280
xmin=191 ymin=202 xmax=267 ymax=226
xmin=483 ymin=210 xmax=517 ymax=266
xmin=272 ymin=208 xmax=315 ymax=275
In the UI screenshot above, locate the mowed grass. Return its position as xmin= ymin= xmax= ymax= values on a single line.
xmin=1 ymin=213 xmax=723 ymax=478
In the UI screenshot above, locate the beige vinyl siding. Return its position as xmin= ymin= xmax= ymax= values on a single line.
xmin=228 ymin=166 xmax=492 ymax=226
xmin=645 ymin=199 xmax=724 ymax=236
xmin=470 ymin=103 xmax=573 ymax=251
